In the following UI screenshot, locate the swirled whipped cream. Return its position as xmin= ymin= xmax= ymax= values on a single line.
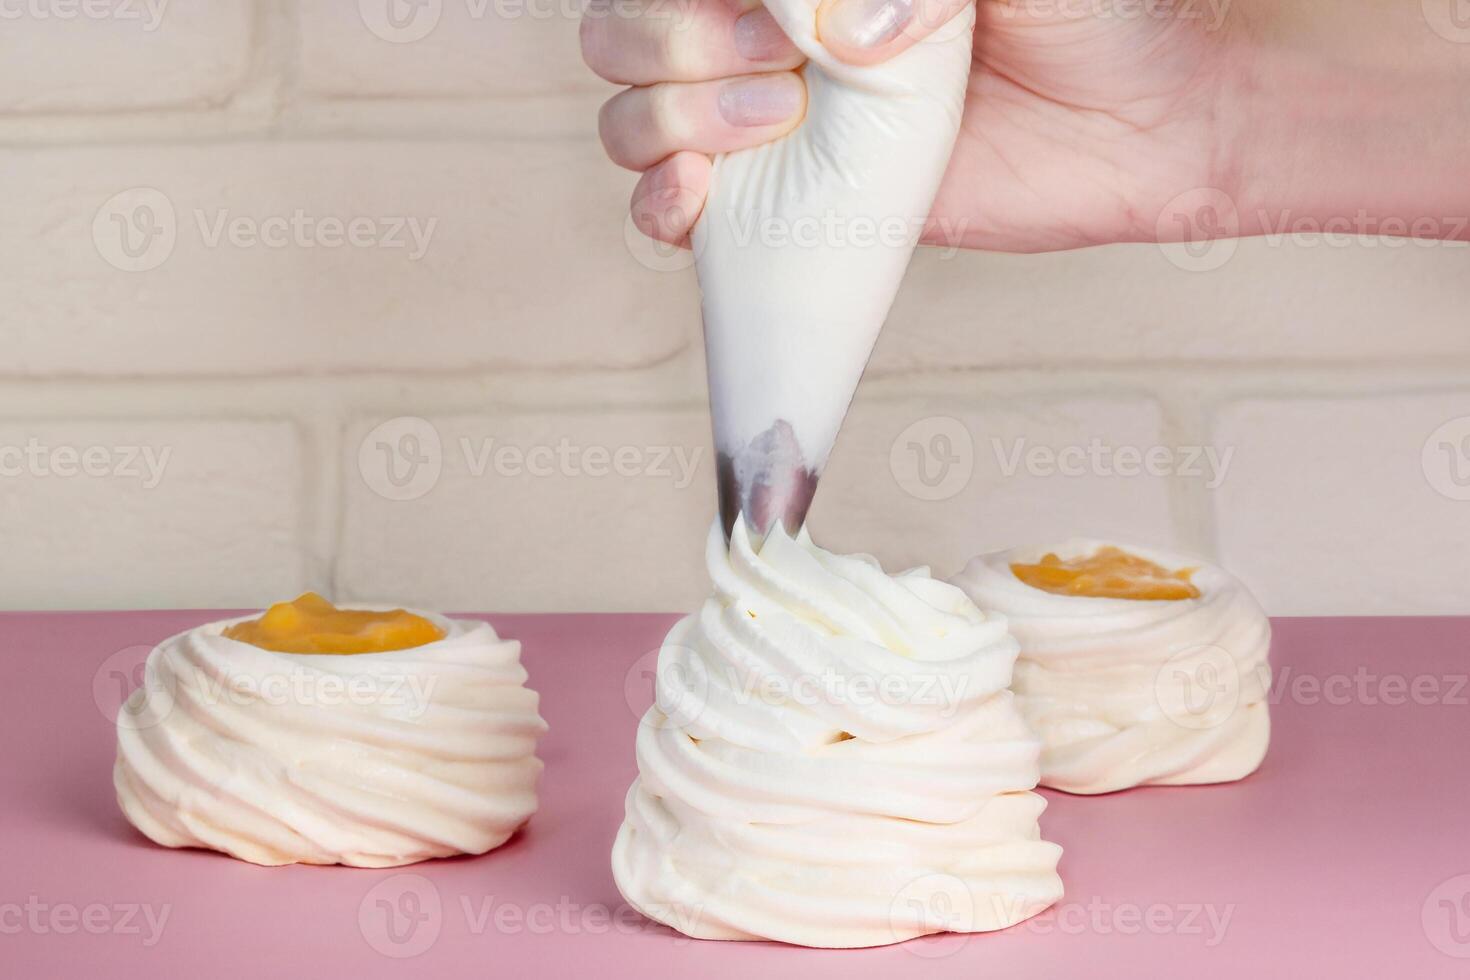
xmin=954 ymin=540 xmax=1271 ymax=795
xmin=114 ymin=609 xmax=547 ymax=867
xmin=612 ymin=522 xmax=1063 ymax=948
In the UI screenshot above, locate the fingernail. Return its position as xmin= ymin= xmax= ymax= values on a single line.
xmin=734 ymin=8 xmax=794 ymax=62
xmin=823 ymin=0 xmax=913 ymax=48
xmin=718 ymin=74 xmax=802 ymax=127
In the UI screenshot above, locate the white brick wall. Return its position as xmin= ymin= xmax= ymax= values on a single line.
xmin=298 ymin=2 xmax=602 ymax=98
xmin=0 ymin=419 xmax=305 ymax=609
xmin=1214 ymin=392 xmax=1470 ymax=615
xmin=811 ymin=391 xmax=1183 ymax=577
xmin=1 ymin=6 xmax=1467 ymax=615
xmin=875 ymin=240 xmax=1470 ymax=370
xmin=339 ymin=410 xmax=715 ymax=611
xmin=0 ymin=0 xmax=254 ymax=113
xmin=3 ymin=141 xmax=689 ymax=375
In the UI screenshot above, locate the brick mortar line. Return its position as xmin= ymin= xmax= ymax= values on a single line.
xmin=863 ymin=355 xmax=1470 ymax=380
xmin=0 ymin=365 xmax=1465 ymax=411
xmin=2 ymin=347 xmax=1469 ymax=390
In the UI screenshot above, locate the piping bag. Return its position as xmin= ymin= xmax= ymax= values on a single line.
xmin=699 ymin=0 xmax=975 ymax=544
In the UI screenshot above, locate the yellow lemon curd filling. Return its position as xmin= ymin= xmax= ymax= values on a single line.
xmin=223 ymin=592 xmax=445 ymax=654
xmin=1010 ymin=546 xmax=1201 ymax=601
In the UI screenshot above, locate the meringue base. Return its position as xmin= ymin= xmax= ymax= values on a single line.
xmin=613 ymin=719 xmax=1064 ymax=948
xmin=1036 ymin=700 xmax=1270 ymax=796
xmin=113 ymin=611 xmax=546 ymax=868
xmin=955 ymin=538 xmax=1272 ymax=797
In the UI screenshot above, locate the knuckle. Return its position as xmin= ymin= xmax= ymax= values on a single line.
xmin=597 ymin=94 xmax=636 ymax=168
xmin=644 ymin=83 xmax=690 ymax=148
xmin=656 ymin=16 xmax=697 ymax=80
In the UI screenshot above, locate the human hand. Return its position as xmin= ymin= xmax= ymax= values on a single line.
xmin=583 ymin=0 xmax=1470 ymax=254
xmin=582 ymin=0 xmax=1249 ymax=253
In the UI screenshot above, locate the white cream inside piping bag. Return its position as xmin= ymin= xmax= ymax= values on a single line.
xmin=697 ymin=0 xmax=975 ymax=539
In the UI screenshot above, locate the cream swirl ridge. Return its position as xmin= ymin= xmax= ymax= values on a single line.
xmin=613 ymin=522 xmax=1063 ymax=948
xmin=953 ymin=539 xmax=1271 ymax=795
xmin=114 ymin=610 xmax=547 ymax=867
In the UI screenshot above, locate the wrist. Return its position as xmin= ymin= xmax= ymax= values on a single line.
xmin=1219 ymin=2 xmax=1470 ymax=241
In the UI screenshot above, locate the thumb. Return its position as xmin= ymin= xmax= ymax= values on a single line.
xmin=816 ymin=0 xmax=972 ymax=66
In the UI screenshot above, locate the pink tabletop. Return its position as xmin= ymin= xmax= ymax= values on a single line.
xmin=3 ymin=611 xmax=1468 ymax=977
